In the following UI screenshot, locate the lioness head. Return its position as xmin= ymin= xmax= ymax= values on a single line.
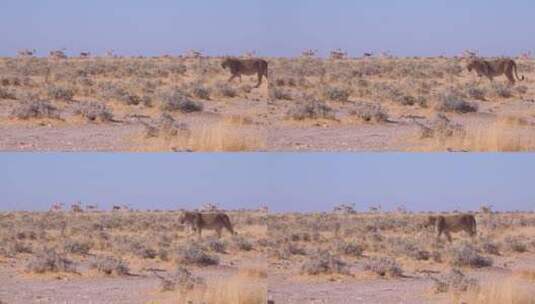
xmin=221 ymin=58 xmax=231 ymax=70
xmin=466 ymin=59 xmax=484 ymax=73
xmin=423 ymin=216 xmax=437 ymax=228
xmin=179 ymin=211 xmax=195 ymax=224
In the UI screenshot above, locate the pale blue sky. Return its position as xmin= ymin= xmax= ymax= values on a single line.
xmin=1 ymin=1 xmax=534 ymax=57
xmin=0 ymin=153 xmax=533 ymax=212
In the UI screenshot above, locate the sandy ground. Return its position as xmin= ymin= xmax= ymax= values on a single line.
xmin=0 ymin=258 xmax=240 ymax=304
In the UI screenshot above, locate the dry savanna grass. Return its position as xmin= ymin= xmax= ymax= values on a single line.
xmin=1 ymin=55 xmax=535 ymax=151
xmin=451 ymin=277 xmax=535 ymax=304
xmin=268 ymin=209 xmax=535 ymax=302
xmin=175 ymin=271 xmax=267 ymax=304
xmin=0 ymin=209 xmax=267 ymax=303
xmin=418 ymin=118 xmax=535 ymax=152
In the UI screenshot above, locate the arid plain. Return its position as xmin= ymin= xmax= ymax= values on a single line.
xmin=1 ymin=207 xmax=534 ymax=303
xmin=268 ymin=209 xmax=535 ymax=304
xmin=1 ymin=54 xmax=535 ymax=152
xmin=0 ymin=209 xmax=267 ymax=304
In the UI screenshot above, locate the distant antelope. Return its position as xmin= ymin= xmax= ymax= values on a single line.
xmin=49 ymin=202 xmax=64 ymax=212
xmin=184 ymin=49 xmax=203 ymax=59
xmin=49 ymin=49 xmax=67 ymax=59
xmin=17 ymin=49 xmax=36 ymax=57
xmin=85 ymin=204 xmax=98 ymax=211
xmin=301 ymin=49 xmax=318 ymax=58
xmin=200 ymin=202 xmax=219 ymax=212
xmin=519 ymin=51 xmax=532 ymax=60
xmin=363 ymin=52 xmax=374 ymax=57
xmin=71 ymin=203 xmax=83 ymax=213
xmin=330 ymin=48 xmax=347 ymax=60
xmin=242 ymin=50 xmax=257 ymax=58
xmin=79 ymin=52 xmax=91 ymax=58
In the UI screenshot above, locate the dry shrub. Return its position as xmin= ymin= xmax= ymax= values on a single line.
xmin=322 ymin=86 xmax=351 ymax=102
xmin=269 ymin=87 xmax=293 ymax=100
xmin=26 ymin=248 xmax=76 ymax=273
xmin=362 ymin=256 xmax=402 ymax=278
xmin=301 ymin=251 xmax=349 ymax=275
xmin=433 ymin=269 xmax=479 ymax=294
xmin=435 ymin=93 xmax=478 ymax=113
xmin=46 ymin=85 xmax=75 ymax=101
xmin=144 ymin=114 xmax=190 ymax=138
xmin=74 ymin=101 xmax=113 ymax=122
xmin=159 ymin=89 xmax=203 ymax=113
xmin=287 ymin=100 xmax=335 ymax=120
xmin=448 ymin=243 xmax=493 ymax=268
xmin=0 ymin=87 xmax=16 ymax=99
xmin=10 ymin=100 xmax=61 ymax=120
xmin=503 ymin=236 xmax=528 ymax=253
xmin=190 ymin=83 xmax=211 ymax=100
xmin=159 ymin=266 xmax=205 ymax=292
xmin=63 ymin=239 xmax=92 ymax=255
xmin=176 ymin=244 xmax=219 ymax=266
xmin=335 ymin=240 xmax=364 ymax=257
xmin=89 ymin=255 xmax=130 ymax=276
xmin=350 ymin=102 xmax=388 ymax=123
xmin=491 ymin=82 xmax=513 ymax=98
xmin=213 ymin=82 xmax=237 ymax=98
xmin=419 ymin=114 xmax=465 ymax=140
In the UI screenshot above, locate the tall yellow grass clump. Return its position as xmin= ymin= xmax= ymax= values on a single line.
xmin=421 ymin=118 xmax=535 ymax=152
xmin=188 ymin=122 xmax=264 ymax=152
xmin=177 ymin=274 xmax=266 ymax=304
xmin=134 ymin=120 xmax=264 ymax=152
xmin=452 ymin=277 xmax=535 ymax=304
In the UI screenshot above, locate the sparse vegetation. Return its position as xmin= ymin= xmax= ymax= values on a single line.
xmin=159 ymin=89 xmax=203 ymax=113
xmin=350 ymin=102 xmax=388 ymax=123
xmin=10 ymin=100 xmax=61 ymax=120
xmin=362 ymin=257 xmax=403 ymax=277
xmin=287 ymin=100 xmax=335 ymax=120
xmin=74 ymin=101 xmax=113 ymax=122
xmin=436 ymin=92 xmax=478 ymax=113
xmin=449 ymin=243 xmax=493 ymax=268
xmin=89 ymin=255 xmax=130 ymax=276
xmin=26 ymin=248 xmax=76 ymax=273
xmin=301 ymin=251 xmax=348 ymax=275
xmin=176 ymin=244 xmax=220 ymax=266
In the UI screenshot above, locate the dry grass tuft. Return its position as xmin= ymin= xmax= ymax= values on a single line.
xmin=176 ymin=274 xmax=266 ymax=304
xmin=452 ymin=277 xmax=535 ymax=304
xmin=419 ymin=119 xmax=535 ymax=152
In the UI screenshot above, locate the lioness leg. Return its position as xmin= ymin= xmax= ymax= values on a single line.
xmin=216 ymin=227 xmax=222 ymax=239
xmin=197 ymin=228 xmax=202 ymax=240
xmin=506 ymin=70 xmax=516 ymax=85
xmin=228 ymin=74 xmax=237 ymax=83
xmin=436 ymin=229 xmax=442 ymax=242
xmin=255 ymin=72 xmax=263 ymax=88
xmin=445 ymin=231 xmax=453 ymax=243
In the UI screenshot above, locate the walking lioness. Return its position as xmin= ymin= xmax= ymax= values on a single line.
xmin=425 ymin=214 xmax=477 ymax=242
xmin=179 ymin=211 xmax=236 ymax=239
xmin=221 ymin=57 xmax=268 ymax=88
xmin=466 ymin=58 xmax=525 ymax=85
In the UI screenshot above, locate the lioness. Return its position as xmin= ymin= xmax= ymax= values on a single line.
xmin=179 ymin=211 xmax=236 ymax=239
xmin=425 ymin=214 xmax=476 ymax=242
xmin=466 ymin=58 xmax=525 ymax=85
xmin=221 ymin=58 xmax=268 ymax=88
